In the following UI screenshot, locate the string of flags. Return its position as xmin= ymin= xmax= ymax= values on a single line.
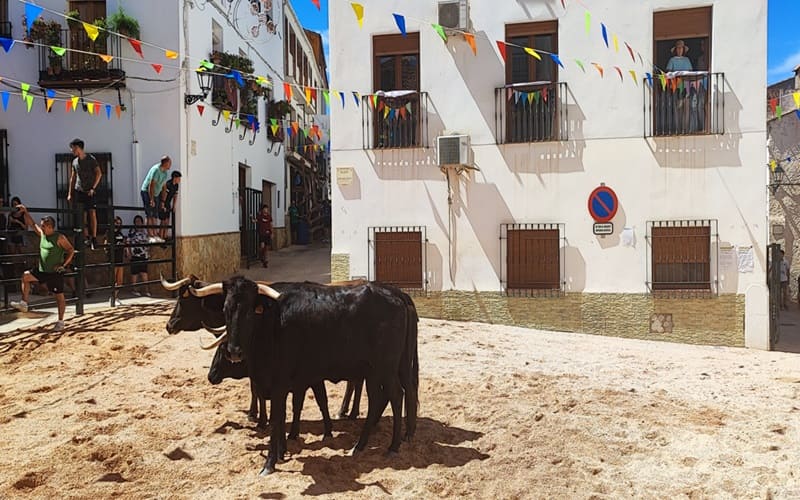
xmin=769 ymin=93 xmax=800 ymax=121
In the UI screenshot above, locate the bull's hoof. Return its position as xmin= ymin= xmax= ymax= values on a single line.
xmin=259 ymin=464 xmax=275 ymax=476
xmin=287 ymin=432 xmax=299 ymax=441
xmin=347 ymin=412 xmax=359 ymax=420
xmin=385 ymin=448 xmax=399 ymax=457
xmin=336 ymin=411 xmax=347 ymax=419
xmin=247 ymin=412 xmax=258 ymax=423
xmin=323 ymin=431 xmax=333 ymax=439
xmin=256 ymin=422 xmax=268 ymax=431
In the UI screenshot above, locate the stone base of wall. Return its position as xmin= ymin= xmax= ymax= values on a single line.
xmin=175 ymin=232 xmax=240 ymax=282
xmin=273 ymin=227 xmax=289 ymax=250
xmin=413 ymin=291 xmax=745 ymax=347
xmin=331 ymin=254 xmax=350 ymax=282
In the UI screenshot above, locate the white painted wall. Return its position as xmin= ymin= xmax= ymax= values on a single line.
xmin=330 ymin=1 xmax=769 ymax=345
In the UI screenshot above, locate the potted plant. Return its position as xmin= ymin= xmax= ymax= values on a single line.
xmin=30 ymin=19 xmax=64 ymax=75
xmin=65 ymin=9 xmax=81 ymax=30
xmin=90 ymin=17 xmax=109 ymax=51
xmin=108 ymin=7 xmax=140 ymax=39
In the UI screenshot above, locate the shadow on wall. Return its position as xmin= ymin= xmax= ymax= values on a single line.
xmin=718 ymin=241 xmax=740 ymax=293
xmin=564 ymin=245 xmax=586 ymax=292
xmin=368 ymin=149 xmax=442 ymax=181
xmin=596 ymin=204 xmax=628 ymax=250
xmin=426 ymin=241 xmax=444 ymax=292
xmin=337 ymin=167 xmax=362 ymax=200
xmin=647 ymin=88 xmax=743 ymax=169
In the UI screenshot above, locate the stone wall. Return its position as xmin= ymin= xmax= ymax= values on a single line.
xmin=175 ymin=232 xmax=240 ymax=282
xmin=412 ymin=292 xmax=745 ymax=347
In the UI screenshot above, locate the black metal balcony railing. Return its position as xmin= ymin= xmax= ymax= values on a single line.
xmin=644 ymin=72 xmax=724 ymax=137
xmin=0 ymin=21 xmax=11 ymax=39
xmin=362 ymin=92 xmax=429 ymax=149
xmin=495 ymin=82 xmax=568 ymax=144
xmin=37 ymin=29 xmax=125 ymax=88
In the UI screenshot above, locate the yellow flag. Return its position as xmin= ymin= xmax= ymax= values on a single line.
xmin=612 ymin=34 xmax=619 ymax=52
xmin=305 ymin=87 xmax=311 ymax=103
xmin=794 ymin=92 xmax=800 ymax=108
xmin=383 ymin=106 xmax=390 ymax=119
xmin=165 ymin=50 xmax=178 ymax=59
xmin=87 ymin=102 xmax=94 ymax=114
xmin=629 ymin=70 xmax=637 ymax=85
xmin=83 ymin=22 xmax=99 ymax=42
xmin=46 ymin=98 xmax=54 ymax=112
xmin=99 ymin=54 xmax=113 ymax=63
xmin=351 ymin=3 xmax=364 ymax=28
xmin=524 ymin=47 xmax=541 ymax=60
xmin=770 ymin=160 xmax=777 ymax=172
xmin=71 ymin=96 xmax=79 ymax=110
xmin=26 ymin=95 xmax=33 ymax=113
xmin=223 ymin=110 xmax=231 ymax=122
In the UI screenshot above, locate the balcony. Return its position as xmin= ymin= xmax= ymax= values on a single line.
xmin=495 ymin=82 xmax=568 ymax=144
xmin=37 ymin=29 xmax=125 ymax=89
xmin=0 ymin=21 xmax=11 ymax=39
xmin=361 ymin=91 xmax=429 ymax=149
xmin=644 ymin=72 xmax=724 ymax=137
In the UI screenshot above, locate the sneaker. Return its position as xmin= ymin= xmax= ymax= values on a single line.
xmin=91 ymin=238 xmax=98 ymax=251
xmin=53 ymin=320 xmax=65 ymax=332
xmin=10 ymin=300 xmax=28 ymax=313
xmin=84 ymin=238 xmax=92 ymax=247
xmin=153 ymin=236 xmax=165 ymax=243
xmin=143 ymin=291 xmax=152 ymax=297
xmin=109 ymin=296 xmax=124 ymax=307
xmin=131 ymin=290 xmax=142 ymax=297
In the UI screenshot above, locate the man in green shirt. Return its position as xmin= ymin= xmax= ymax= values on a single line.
xmin=10 ymin=206 xmax=75 ymax=331
xmin=140 ymin=156 xmax=171 ymax=243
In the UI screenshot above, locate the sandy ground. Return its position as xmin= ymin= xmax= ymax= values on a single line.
xmin=1 ymin=302 xmax=800 ymax=499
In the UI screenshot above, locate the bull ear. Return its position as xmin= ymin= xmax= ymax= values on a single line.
xmin=254 ymin=304 xmax=264 ymax=314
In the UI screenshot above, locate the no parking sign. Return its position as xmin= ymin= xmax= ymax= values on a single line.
xmin=587 ymin=185 xmax=619 ymax=223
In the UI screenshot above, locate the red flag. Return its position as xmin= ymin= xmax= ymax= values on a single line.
xmin=496 ymin=41 xmax=507 ymax=62
xmin=128 ymin=39 xmax=144 ymax=58
xmin=94 ymin=101 xmax=102 ymax=115
xmin=614 ymin=66 xmax=623 ymax=82
xmin=769 ymin=98 xmax=778 ymax=113
xmin=542 ymin=87 xmax=548 ymax=102
xmin=66 ymin=99 xmax=72 ymax=112
xmin=311 ymin=0 xmax=320 ymax=9
xmin=197 ymin=104 xmax=205 ymax=116
xmin=152 ymin=63 xmax=163 ymax=74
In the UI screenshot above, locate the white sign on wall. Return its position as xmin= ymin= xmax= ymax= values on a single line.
xmin=337 ymin=167 xmax=354 ymax=186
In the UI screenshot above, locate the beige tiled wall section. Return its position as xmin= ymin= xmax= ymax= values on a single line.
xmin=331 ymin=253 xmax=350 ymax=282
xmin=174 ymin=232 xmax=240 ymax=283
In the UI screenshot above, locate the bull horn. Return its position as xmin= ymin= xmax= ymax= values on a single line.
xmin=161 ymin=274 xmax=192 ymax=291
xmin=200 ymin=333 xmax=228 ymax=350
xmin=202 ymin=323 xmax=227 ymax=336
xmin=189 ymin=282 xmax=224 ymax=297
xmin=257 ymin=283 xmax=281 ymax=299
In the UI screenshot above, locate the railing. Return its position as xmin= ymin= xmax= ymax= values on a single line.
xmin=362 ymin=92 xmax=429 ymax=150
xmin=239 ymin=187 xmax=262 ymax=268
xmin=495 ymin=82 xmax=568 ymax=144
xmin=37 ymin=28 xmax=125 ymax=87
xmin=0 ymin=203 xmax=177 ymax=314
xmin=0 ymin=21 xmax=11 ymax=39
xmin=644 ymin=72 xmax=725 ymax=137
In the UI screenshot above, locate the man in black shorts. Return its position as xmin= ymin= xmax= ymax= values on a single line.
xmin=159 ymin=171 xmax=181 ymax=241
xmin=10 ymin=208 xmax=75 ymax=332
xmin=67 ymin=138 xmax=102 ymax=250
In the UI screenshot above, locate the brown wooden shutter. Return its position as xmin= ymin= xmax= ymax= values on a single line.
xmin=507 ymin=229 xmax=559 ymax=289
xmin=653 ymin=7 xmax=711 ymax=40
xmin=375 ymin=231 xmax=422 ymax=288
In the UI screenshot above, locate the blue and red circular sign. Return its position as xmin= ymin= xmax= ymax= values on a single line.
xmin=588 ymin=185 xmax=618 ymax=223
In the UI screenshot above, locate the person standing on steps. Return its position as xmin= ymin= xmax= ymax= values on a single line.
xmin=159 ymin=171 xmax=181 ymax=242
xmin=140 ymin=156 xmax=172 ymax=243
xmin=67 ymin=138 xmax=102 ymax=250
xmin=10 ymin=206 xmax=75 ymax=332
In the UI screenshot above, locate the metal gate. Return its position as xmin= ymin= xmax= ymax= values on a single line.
xmin=55 ymin=153 xmax=113 ymax=230
xmin=768 ymin=243 xmax=781 ymax=348
xmin=239 ymin=186 xmax=262 ymax=268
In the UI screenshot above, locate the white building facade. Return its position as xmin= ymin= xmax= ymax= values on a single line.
xmin=329 ymin=1 xmax=770 ymax=348
xmin=0 ymin=0 xmax=286 ymax=280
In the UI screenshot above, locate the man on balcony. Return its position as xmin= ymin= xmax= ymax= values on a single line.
xmin=67 ymin=138 xmax=102 ymax=250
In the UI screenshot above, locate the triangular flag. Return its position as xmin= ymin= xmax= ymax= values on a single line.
xmin=165 ymin=50 xmax=178 ymax=59
xmin=46 ymin=98 xmax=54 ymax=112
xmin=0 ymin=38 xmax=13 ymax=53
xmin=99 ymin=54 xmax=113 ymax=63
xmin=128 ymin=39 xmax=144 ymax=58
xmin=305 ymin=86 xmax=311 ymax=103
xmin=351 ymin=3 xmax=364 ymax=28
xmin=66 ymin=99 xmax=72 ymax=112
xmin=200 ymin=60 xmax=214 ymax=70
xmin=770 ymin=160 xmax=777 ymax=172
xmin=197 ymin=104 xmax=205 ymax=116
xmin=1 ymin=92 xmax=8 ymax=111
xmin=353 ymin=92 xmax=360 ymax=106
xmin=234 ymin=118 xmax=240 ymax=128
xmin=432 ymin=24 xmax=447 ymax=43
xmin=230 ymin=70 xmax=244 ymax=87
xmin=271 ymin=124 xmax=279 ymax=136
xmin=794 ymin=92 xmax=800 ymax=108
xmin=339 ymin=91 xmax=345 ymax=108
xmin=591 ymin=63 xmax=604 ymax=78
xmin=533 ymin=91 xmax=540 ymax=104
xmin=527 ymin=92 xmax=534 ymax=105
xmin=20 ymin=83 xmax=30 ymax=101
xmin=613 ymin=66 xmax=623 ymax=82
xmin=223 ymin=110 xmax=231 ymax=122
xmin=115 ymin=105 xmax=121 ymax=119
xmin=624 ymin=42 xmax=635 ymax=62
xmin=94 ymin=101 xmax=101 ymax=116
xmin=496 ymin=41 xmax=507 ymax=62
xmin=383 ymin=106 xmax=390 ymax=119
xmin=393 ymin=14 xmax=407 ymax=36
xmin=776 ymin=105 xmax=782 ymax=117
xmin=46 ymin=90 xmax=55 ymax=112
xmin=769 ymin=98 xmax=777 ymax=114
xmin=50 ymin=46 xmax=66 ymax=57
xmin=105 ymin=104 xmax=112 ymax=119
xmin=645 ymin=72 xmax=653 ymax=88
xmin=507 ymin=88 xmax=513 ymax=101
xmin=796 ymin=110 xmax=800 ymax=121
xmin=405 ymin=102 xmax=412 ymax=114
xmin=372 ymin=94 xmax=378 ymax=108
xmin=389 ymin=109 xmax=396 ymax=120
xmin=464 ymin=33 xmax=476 ymax=55
xmin=574 ymin=59 xmax=585 ymax=72
xmin=524 ymin=47 xmax=541 ymax=60
xmin=584 ymin=12 xmax=591 ymax=35
xmin=629 ymin=70 xmax=637 ymax=85
xmin=659 ymin=73 xmax=667 ymax=90
xmin=542 ymin=87 xmax=548 ymax=102
xmin=311 ymin=0 xmax=321 ymax=10
xmin=25 ymin=4 xmax=44 ymax=32
xmin=285 ymin=127 xmax=292 ymax=138
xmin=601 ymin=24 xmax=608 ymax=48
xmin=26 ymin=95 xmax=33 ymax=113
xmin=284 ymin=82 xmax=293 ymax=100
xmin=83 ymin=22 xmax=99 ymax=42
xmin=549 ymin=53 xmax=564 ymax=69
xmin=323 ymin=90 xmax=330 ymax=106
xmin=612 ymin=34 xmax=619 ymax=52
xmin=292 ymin=122 xmax=299 ymax=134
xmin=152 ymin=63 xmax=163 ymax=74
xmin=71 ymin=96 xmax=79 ymax=110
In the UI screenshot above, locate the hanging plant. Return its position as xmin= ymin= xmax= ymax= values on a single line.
xmin=65 ymin=9 xmax=82 ymax=30
xmin=108 ymin=7 xmax=140 ymax=39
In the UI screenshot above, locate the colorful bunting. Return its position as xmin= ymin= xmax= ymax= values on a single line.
xmin=393 ymin=14 xmax=407 ymax=37
xmin=223 ymin=110 xmax=231 ymax=122
xmin=372 ymin=94 xmax=378 ymax=108
xmin=20 ymin=83 xmax=30 ymax=101
xmin=338 ymin=91 xmax=345 ymax=108
xmin=796 ymin=110 xmax=800 ymax=121
xmin=770 ymin=160 xmax=777 ymax=172
xmin=50 ymin=46 xmax=66 ymax=56
xmin=99 ymin=54 xmax=113 ymax=63
xmin=305 ymin=86 xmax=312 ymax=103
xmin=197 ymin=104 xmax=205 ymax=116
xmin=383 ymin=106 xmax=390 ymax=119
xmin=1 ymin=91 xmax=7 ymax=111
xmin=601 ymin=24 xmax=608 ymax=48
xmin=323 ymin=90 xmax=330 ymax=106
xmin=292 ymin=121 xmax=299 ymax=135
xmin=105 ymin=104 xmax=112 ymax=119
xmin=769 ymin=98 xmax=777 ymax=114
xmin=284 ymin=82 xmax=293 ymax=100
xmin=613 ymin=66 xmax=623 ymax=82
xmin=432 ymin=24 xmax=447 ymax=43
xmin=66 ymin=99 xmax=72 ymax=113
xmin=311 ymin=0 xmax=321 ymax=9
xmin=352 ymin=92 xmax=360 ymax=106
xmin=25 ymin=3 xmax=44 ymax=32
xmin=94 ymin=101 xmax=101 ymax=115
xmin=645 ymin=72 xmax=653 ymax=88
xmin=629 ymin=70 xmax=637 ymax=85
xmin=25 ymin=94 xmax=33 ymax=112
xmin=229 ymin=70 xmax=244 ymax=87
xmin=550 ymin=53 xmax=564 ymax=69
xmin=585 ymin=12 xmax=591 ymax=35
xmin=152 ymin=63 xmax=163 ymax=74
xmin=128 ymin=39 xmax=144 ymax=58
xmin=496 ymin=41 xmax=507 ymax=62
xmin=83 ymin=22 xmax=100 ymax=42
xmin=115 ymin=105 xmax=121 ymax=119
xmin=574 ymin=59 xmax=585 ymax=72
xmin=46 ymin=90 xmax=55 ymax=112
xmin=591 ymin=63 xmax=604 ymax=78
xmin=351 ymin=3 xmax=364 ymax=28
xmin=659 ymin=73 xmax=667 ymax=90
xmin=271 ymin=124 xmax=279 ymax=136
xmin=464 ymin=33 xmax=477 ymax=55
xmin=794 ymin=92 xmax=800 ymax=108
xmin=0 ymin=38 xmax=13 ymax=53
xmin=200 ymin=60 xmax=214 ymax=70
xmin=71 ymin=96 xmax=79 ymax=110
xmin=165 ymin=50 xmax=178 ymax=59
xmin=776 ymin=105 xmax=782 ymax=117
xmin=612 ymin=34 xmax=619 ymax=52
xmin=524 ymin=47 xmax=541 ymax=60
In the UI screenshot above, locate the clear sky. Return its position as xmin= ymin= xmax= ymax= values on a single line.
xmin=290 ymin=0 xmax=794 ymax=85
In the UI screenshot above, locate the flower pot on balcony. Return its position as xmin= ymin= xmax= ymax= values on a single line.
xmin=108 ymin=7 xmax=140 ymax=39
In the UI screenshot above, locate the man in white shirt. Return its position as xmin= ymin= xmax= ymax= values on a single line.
xmin=780 ymin=250 xmax=790 ymax=310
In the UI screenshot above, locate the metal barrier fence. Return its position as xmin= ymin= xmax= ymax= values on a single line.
xmin=0 ymin=203 xmax=176 ymax=316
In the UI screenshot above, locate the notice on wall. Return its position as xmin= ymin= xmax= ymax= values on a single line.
xmin=719 ymin=246 xmax=737 ymax=270
xmin=621 ymin=227 xmax=635 ymax=247
xmin=737 ymin=246 xmax=755 ymax=273
xmin=336 ymin=167 xmax=354 ymax=186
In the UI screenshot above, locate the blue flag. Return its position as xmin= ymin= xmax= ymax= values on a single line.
xmin=25 ymin=4 xmax=44 ymax=32
xmin=549 ymin=53 xmax=565 ymax=69
xmin=1 ymin=91 xmax=8 ymax=111
xmin=393 ymin=14 xmax=407 ymax=37
xmin=0 ymin=37 xmax=14 ymax=53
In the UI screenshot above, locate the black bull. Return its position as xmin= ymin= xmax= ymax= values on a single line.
xmin=194 ymin=277 xmax=419 ymax=475
xmin=162 ymin=276 xmax=357 ymax=430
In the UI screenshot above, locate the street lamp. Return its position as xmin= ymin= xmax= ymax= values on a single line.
xmin=184 ymin=70 xmax=213 ymax=106
xmin=770 ymin=165 xmax=786 ymax=195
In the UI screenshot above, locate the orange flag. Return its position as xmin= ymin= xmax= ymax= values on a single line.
xmin=115 ymin=105 xmax=122 ymax=119
xmin=99 ymin=54 xmax=113 ymax=63
xmin=66 ymin=99 xmax=72 ymax=112
xmin=305 ymin=86 xmax=311 ymax=103
xmin=284 ymin=82 xmax=293 ymax=100
xmin=463 ymin=33 xmax=477 ymax=55
xmin=591 ymin=63 xmax=604 ymax=78
xmin=165 ymin=50 xmax=178 ymax=59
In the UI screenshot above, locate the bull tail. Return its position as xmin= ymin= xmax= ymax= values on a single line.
xmin=402 ymin=302 xmax=419 ymax=442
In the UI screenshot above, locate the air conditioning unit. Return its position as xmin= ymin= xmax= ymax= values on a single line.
xmin=437 ymin=134 xmax=470 ymax=166
xmin=438 ymin=0 xmax=469 ymax=31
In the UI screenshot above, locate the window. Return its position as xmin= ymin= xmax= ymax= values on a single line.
xmin=650 ymin=7 xmax=714 ymax=136
xmin=369 ymin=226 xmax=426 ymax=290
xmin=501 ymin=21 xmax=561 ymax=143
xmin=0 ymin=0 xmax=10 ymax=38
xmin=212 ymin=19 xmax=223 ymax=54
xmin=648 ymin=220 xmax=716 ymax=292
xmin=502 ymin=224 xmax=562 ymax=292
xmin=68 ymin=1 xmax=107 ymax=70
xmin=370 ymin=33 xmax=422 ymax=148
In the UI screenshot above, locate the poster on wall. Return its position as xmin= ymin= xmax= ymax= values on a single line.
xmin=737 ymin=246 xmax=755 ymax=273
